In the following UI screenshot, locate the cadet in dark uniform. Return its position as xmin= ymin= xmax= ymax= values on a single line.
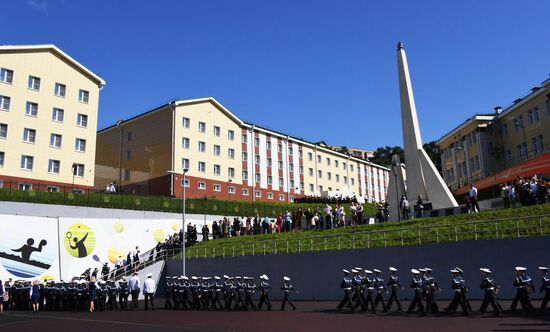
xmin=407 ymin=269 xmax=425 ymax=315
xmin=164 ymin=276 xmax=174 ymax=310
xmin=423 ymin=268 xmax=440 ymax=313
xmin=118 ymin=278 xmax=129 ymax=310
xmin=280 ymin=276 xmax=296 ymax=311
xmin=478 ymin=268 xmax=501 ymax=316
xmin=539 ymin=267 xmax=550 ymax=313
xmin=351 ymin=269 xmax=365 ymax=311
xmin=212 ymin=276 xmax=224 ymax=309
xmin=257 ymin=274 xmax=272 ymax=311
xmin=223 ymin=275 xmax=236 ymax=310
xmin=373 ymin=269 xmax=387 ymax=312
xmin=364 ymin=270 xmax=376 ymax=313
xmin=443 ymin=268 xmax=469 ymax=315
xmin=106 ymin=280 xmax=119 ymax=310
xmin=190 ymin=276 xmax=201 ymax=309
xmin=511 ymin=266 xmax=535 ymax=314
xmin=337 ymin=269 xmax=355 ymax=312
xmin=386 ymin=267 xmax=403 ymax=311
xmin=244 ymin=277 xmax=257 ymax=311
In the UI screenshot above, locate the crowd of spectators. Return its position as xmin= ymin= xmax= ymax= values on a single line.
xmin=500 ymin=176 xmax=550 ymax=209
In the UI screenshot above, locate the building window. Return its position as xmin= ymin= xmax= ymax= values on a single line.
xmin=279 ymin=194 xmax=285 ymax=201
xmin=127 ymin=132 xmax=132 ymax=141
xmin=50 ymin=133 xmax=62 ymax=148
xmin=0 ymin=95 xmax=10 ymax=111
xmin=517 ymin=143 xmax=527 ymax=161
xmin=267 ymin=175 xmax=273 ymax=185
xmin=474 ymin=156 xmax=480 ymax=171
xmin=290 ymin=197 xmax=295 ymax=202
xmin=546 ymin=98 xmax=550 ymax=115
xmin=214 ymin=164 xmax=221 ymax=175
xmin=182 ymin=158 xmax=189 ymax=170
xmin=0 ymin=123 xmax=7 ymax=138
xmin=213 ymin=184 xmax=221 ymax=192
xmin=242 ymin=188 xmax=249 ymax=196
xmin=180 ymin=137 xmax=189 ymax=149
xmin=228 ymin=148 xmax=235 ymax=159
xmin=299 ymin=150 xmax=303 ymax=158
xmin=317 ymin=155 xmax=321 ymax=163
xmin=267 ymin=141 xmax=272 ymax=150
xmin=254 ymin=137 xmax=260 ymax=147
xmin=300 ymin=182 xmax=304 ymax=190
xmin=290 ymin=180 xmax=295 ymax=188
xmin=54 ymin=83 xmax=66 ymax=97
xmin=502 ymin=124 xmax=508 ymax=138
xmin=351 ymin=178 xmax=355 ymax=186
xmin=277 ymin=144 xmax=282 ymax=153
xmin=336 ymin=174 xmax=340 ymax=182
xmin=299 ymin=165 xmax=303 ymax=174
xmin=318 ymin=170 xmax=322 ymax=179
xmin=228 ymin=167 xmax=235 ymax=178
xmin=241 ymin=134 xmax=247 ymax=144
xmin=19 ymin=183 xmax=32 ymax=191
xmin=242 ymin=171 xmax=248 ymax=180
xmin=505 ymin=150 xmax=512 ymax=167
xmin=48 ymin=159 xmax=60 ymax=174
xmin=25 ymin=102 xmax=38 ymax=116
xmin=308 ymin=168 xmax=313 ymax=176
xmin=125 ymin=150 xmax=131 ymax=160
xmin=47 ymin=185 xmax=59 ymax=192
xmin=335 ymin=160 xmax=339 ymax=167
xmin=228 ymin=186 xmax=235 ymax=194
xmin=308 ymin=152 xmax=313 ymax=161
xmin=533 ymin=135 xmax=544 ymax=154
xmin=23 ymin=128 xmax=36 ymax=143
xmin=278 ymin=160 xmax=283 ymax=169
xmin=198 ymin=141 xmax=206 ymax=152
xmin=309 ymin=184 xmax=314 ymax=192
xmin=198 ymin=122 xmax=206 ymax=133
xmin=52 ymin=108 xmax=64 ymax=122
xmin=0 ymin=68 xmax=13 ymax=84
xmin=289 ymin=147 xmax=293 ymax=156
xmin=326 ymin=158 xmax=330 ymax=166
xmin=73 ymin=163 xmax=85 ymax=177
xmin=255 ymin=155 xmax=260 ymax=164
xmin=267 ymin=158 xmax=272 ymax=167
xmin=227 ymin=130 xmax=234 ymax=140
xmin=242 ymin=152 xmax=248 ymax=161
xmin=0 ymin=151 xmax=4 ymax=167
xmin=255 ymin=190 xmax=261 ymax=198
xmin=255 ymin=173 xmax=261 ymax=183
xmin=78 ymin=89 xmax=89 ymax=103
xmin=77 ymin=114 xmax=88 ymax=127
xmin=343 ymin=162 xmax=347 ymax=170
xmin=213 ymin=126 xmax=221 ymax=137
xmin=267 ymin=192 xmax=273 ymax=200
xmin=350 ymin=165 xmax=354 ymax=172
xmin=344 ymin=176 xmax=348 ymax=184
xmin=182 ymin=117 xmax=190 ymax=128
xmin=28 ymin=76 xmax=41 ymax=90
xmin=198 ymin=161 xmax=206 ymax=172
xmin=278 ymin=177 xmax=284 ymax=187
xmin=327 ymin=172 xmax=332 ymax=180
xmin=214 ymin=145 xmax=221 ymax=156
xmin=181 ymin=178 xmax=190 ymax=187
xmin=289 ymin=163 xmax=294 ymax=172
xmin=319 ymin=185 xmax=323 ymax=192
xmin=198 ymin=182 xmax=206 ymax=190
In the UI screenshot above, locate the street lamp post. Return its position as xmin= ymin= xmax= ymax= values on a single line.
xmin=167 ymin=168 xmax=188 ymax=276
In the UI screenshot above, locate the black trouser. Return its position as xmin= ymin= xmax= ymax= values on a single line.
xmin=446 ymin=292 xmax=468 ymax=314
xmin=425 ymin=289 xmax=438 ymax=313
xmin=479 ymin=290 xmax=500 ymax=314
xmin=164 ymin=292 xmax=173 ymax=310
xmin=280 ymin=292 xmax=295 ymax=310
xmin=511 ymin=289 xmax=535 ymax=314
xmin=386 ymin=287 xmax=401 ymax=310
xmin=245 ymin=292 xmax=257 ymax=310
xmin=364 ymin=289 xmax=376 ymax=313
xmin=224 ymin=292 xmax=235 ymax=310
xmin=144 ymin=293 xmax=154 ymax=310
xmin=374 ymin=291 xmax=387 ymax=311
xmin=258 ymin=292 xmax=272 ymax=310
xmin=540 ymin=290 xmax=550 ymax=312
xmin=337 ymin=289 xmax=354 ymax=311
xmin=131 ymin=290 xmax=139 ymax=310
xmin=470 ymin=197 xmax=480 ymax=212
xmin=212 ymin=291 xmax=224 ymax=309
xmin=407 ymin=289 xmax=425 ymax=314
xmin=352 ymin=287 xmax=366 ymax=311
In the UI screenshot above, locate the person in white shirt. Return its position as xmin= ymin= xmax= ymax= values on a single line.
xmin=143 ymin=273 xmax=156 ymax=311
xmin=468 ymin=184 xmax=480 ymax=213
xmin=128 ymin=272 xmax=140 ymax=310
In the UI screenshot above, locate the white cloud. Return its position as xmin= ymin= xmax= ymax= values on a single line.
xmin=27 ymin=0 xmax=49 ymax=14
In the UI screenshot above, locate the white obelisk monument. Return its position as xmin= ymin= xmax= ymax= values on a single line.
xmin=388 ymin=42 xmax=458 ymax=221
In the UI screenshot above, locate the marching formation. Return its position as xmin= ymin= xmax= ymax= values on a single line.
xmin=164 ymin=275 xmax=297 ymax=311
xmin=338 ymin=266 xmax=550 ymax=316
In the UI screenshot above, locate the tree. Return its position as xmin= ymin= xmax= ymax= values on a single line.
xmin=370 ymin=146 xmax=405 ymax=167
xmin=422 ymin=140 xmax=442 ymax=172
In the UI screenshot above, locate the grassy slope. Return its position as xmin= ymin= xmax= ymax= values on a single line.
xmin=182 ymin=204 xmax=550 ymax=258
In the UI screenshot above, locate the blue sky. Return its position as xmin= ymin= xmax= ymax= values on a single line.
xmin=2 ymin=0 xmax=549 ymax=149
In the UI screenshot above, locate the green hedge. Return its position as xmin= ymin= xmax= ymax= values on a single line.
xmin=0 ymin=187 xmax=376 ymax=218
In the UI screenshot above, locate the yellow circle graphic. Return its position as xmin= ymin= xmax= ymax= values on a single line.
xmin=107 ymin=247 xmax=124 ymax=264
xmin=113 ymin=221 xmax=124 ymax=233
xmin=64 ymin=224 xmax=96 ymax=258
xmin=153 ymin=229 xmax=165 ymax=243
xmin=171 ymin=223 xmax=179 ymax=232
xmin=103 ymin=196 xmax=110 ymax=203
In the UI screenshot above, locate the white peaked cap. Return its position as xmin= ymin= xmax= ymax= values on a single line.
xmin=515 ymin=266 xmax=527 ymax=271
xmin=354 ymin=267 xmax=363 ymax=271
xmin=343 ymin=269 xmax=350 ymax=274
xmin=373 ymin=269 xmax=381 ymax=273
xmin=191 ymin=276 xmax=198 ymax=280
xmin=183 ymin=276 xmax=189 ymax=280
xmin=539 ymin=267 xmax=549 ymax=271
xmin=365 ymin=270 xmax=373 ymax=274
xmin=418 ymin=268 xmax=426 ymax=273
xmin=450 ymin=269 xmax=459 ymax=273
xmin=425 ymin=268 xmax=432 ymax=272
xmin=215 ymin=276 xmax=220 ymax=280
xmin=389 ymin=267 xmax=398 ymax=272
xmin=284 ymin=276 xmax=290 ymax=281
xmin=411 ymin=269 xmax=420 ymax=274
xmin=263 ymin=275 xmax=269 ymax=280
xmin=147 ymin=273 xmax=153 ymax=277
xmin=351 ymin=269 xmax=358 ymax=273
xmin=223 ymin=275 xmax=230 ymax=279
xmin=178 ymin=277 xmax=184 ymax=280
xmin=480 ymin=268 xmax=491 ymax=274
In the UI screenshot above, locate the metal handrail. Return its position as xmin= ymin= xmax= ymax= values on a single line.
xmin=182 ymin=214 xmax=550 ymax=260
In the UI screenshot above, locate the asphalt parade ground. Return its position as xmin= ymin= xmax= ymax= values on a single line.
xmin=1 ymin=300 xmax=550 ymax=332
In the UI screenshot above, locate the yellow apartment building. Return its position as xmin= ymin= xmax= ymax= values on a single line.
xmin=0 ymin=45 xmax=105 ymax=192
xmin=95 ymin=97 xmax=389 ymax=202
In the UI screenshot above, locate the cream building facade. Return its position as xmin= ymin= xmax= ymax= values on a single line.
xmin=439 ymin=76 xmax=550 ymax=191
xmin=0 ymin=45 xmax=105 ymax=191
xmin=95 ymin=98 xmax=389 ymax=202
